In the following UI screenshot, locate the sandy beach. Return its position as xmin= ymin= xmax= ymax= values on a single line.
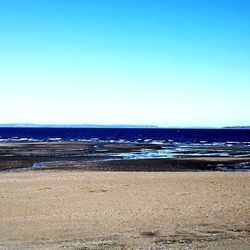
xmin=0 ymin=170 xmax=249 ymax=249
xmin=2 ymin=0 xmax=250 ymax=248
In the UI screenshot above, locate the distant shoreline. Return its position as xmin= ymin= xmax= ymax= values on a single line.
xmin=0 ymin=124 xmax=159 ymax=128
xmin=223 ymin=126 xmax=250 ymax=129
xmin=1 ymin=123 xmax=249 ymax=129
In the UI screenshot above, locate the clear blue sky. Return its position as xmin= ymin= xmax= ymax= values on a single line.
xmin=0 ymin=0 xmax=249 ymax=127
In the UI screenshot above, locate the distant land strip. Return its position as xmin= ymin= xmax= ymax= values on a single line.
xmin=0 ymin=124 xmax=159 ymax=128
xmin=223 ymin=126 xmax=250 ymax=129
xmin=0 ymin=124 xmax=250 ymax=129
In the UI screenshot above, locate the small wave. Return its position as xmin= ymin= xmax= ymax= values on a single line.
xmin=0 ymin=138 xmax=40 ymax=142
xmin=48 ymin=138 xmax=62 ymax=142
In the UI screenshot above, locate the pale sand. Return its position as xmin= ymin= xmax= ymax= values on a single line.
xmin=0 ymin=171 xmax=249 ymax=249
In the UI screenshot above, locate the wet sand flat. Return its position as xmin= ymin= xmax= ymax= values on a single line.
xmin=1 ymin=142 xmax=250 ymax=172
xmin=0 ymin=171 xmax=249 ymax=249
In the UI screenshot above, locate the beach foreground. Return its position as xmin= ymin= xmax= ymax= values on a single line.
xmin=0 ymin=171 xmax=249 ymax=249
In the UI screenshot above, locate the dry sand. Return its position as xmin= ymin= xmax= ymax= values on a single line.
xmin=0 ymin=171 xmax=249 ymax=249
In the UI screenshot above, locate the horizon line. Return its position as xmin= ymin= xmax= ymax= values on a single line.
xmin=0 ymin=123 xmax=249 ymax=129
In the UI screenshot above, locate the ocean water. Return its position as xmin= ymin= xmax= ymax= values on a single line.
xmin=0 ymin=127 xmax=250 ymax=143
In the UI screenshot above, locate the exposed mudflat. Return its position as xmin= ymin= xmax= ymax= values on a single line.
xmin=1 ymin=142 xmax=250 ymax=172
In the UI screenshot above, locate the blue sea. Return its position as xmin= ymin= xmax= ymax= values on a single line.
xmin=0 ymin=127 xmax=250 ymax=143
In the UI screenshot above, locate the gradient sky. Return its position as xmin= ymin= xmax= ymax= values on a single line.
xmin=0 ymin=0 xmax=249 ymax=127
